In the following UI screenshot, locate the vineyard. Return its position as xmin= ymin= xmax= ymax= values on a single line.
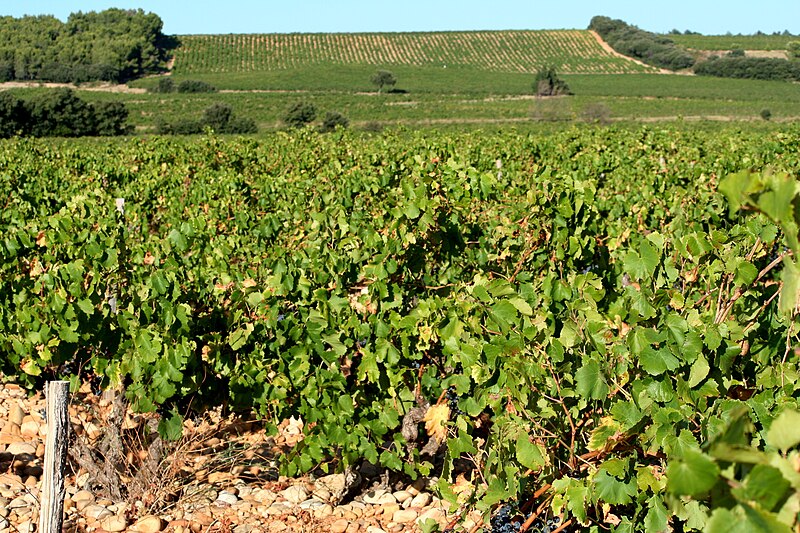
xmin=668 ymin=32 xmax=798 ymax=51
xmin=172 ymin=30 xmax=657 ymax=75
xmin=3 ymin=126 xmax=800 ymax=531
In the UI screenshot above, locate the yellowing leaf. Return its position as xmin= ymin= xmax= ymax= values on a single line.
xmin=423 ymin=404 xmax=450 ymax=444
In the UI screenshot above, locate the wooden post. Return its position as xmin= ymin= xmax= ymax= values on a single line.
xmin=38 ymin=380 xmax=70 ymax=533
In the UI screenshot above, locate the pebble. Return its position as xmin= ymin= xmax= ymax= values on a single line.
xmin=363 ymin=489 xmax=396 ymax=505
xmin=129 ymin=515 xmax=165 ymax=533
xmin=410 ymin=492 xmax=432 ymax=508
xmin=71 ymin=490 xmax=95 ymax=511
xmin=216 ymin=491 xmax=239 ymax=505
xmin=393 ymin=509 xmax=418 ymax=523
xmin=5 ymin=442 xmax=36 ymax=456
xmin=280 ymin=484 xmax=309 ymax=504
xmin=9 ymin=404 xmax=25 ymax=426
xmin=392 ymin=490 xmax=412 ymax=504
xmin=0 ymin=383 xmax=479 ymax=533
xmin=330 ymin=518 xmax=350 ymax=533
xmin=83 ymin=503 xmax=113 ymax=521
xmin=99 ymin=514 xmax=128 ymax=532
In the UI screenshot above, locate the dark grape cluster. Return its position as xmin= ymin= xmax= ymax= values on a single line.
xmin=57 ymin=358 xmax=103 ymax=395
xmin=445 ymin=386 xmax=463 ymax=417
xmin=490 ymin=505 xmax=519 ymax=533
xmin=528 ymin=516 xmax=561 ymax=533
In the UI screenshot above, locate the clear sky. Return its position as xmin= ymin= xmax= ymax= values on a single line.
xmin=4 ymin=1 xmax=799 ymax=36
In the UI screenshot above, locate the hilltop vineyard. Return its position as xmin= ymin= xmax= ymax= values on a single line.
xmin=172 ymin=30 xmax=658 ymax=75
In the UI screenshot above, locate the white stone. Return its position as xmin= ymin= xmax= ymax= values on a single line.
xmin=281 ymin=485 xmax=309 ymax=504
xmin=5 ymin=442 xmax=36 ymax=456
xmin=216 ymin=491 xmax=239 ymax=505
xmin=363 ymin=489 xmax=396 ymax=505
xmin=410 ymin=492 xmax=432 ymax=508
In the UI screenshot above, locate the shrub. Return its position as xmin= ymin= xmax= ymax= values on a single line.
xmin=319 ymin=111 xmax=349 ymax=133
xmin=176 ymin=80 xmax=216 ymax=93
xmin=283 ymin=101 xmax=317 ymax=128
xmin=157 ymin=102 xmax=257 ymax=135
xmin=151 ymin=78 xmax=175 ymax=93
xmin=0 ymin=92 xmax=28 ymax=137
xmin=533 ymin=66 xmax=572 ymax=96
xmin=582 ymin=102 xmax=612 ymax=124
xmin=761 ymin=108 xmax=772 ymax=121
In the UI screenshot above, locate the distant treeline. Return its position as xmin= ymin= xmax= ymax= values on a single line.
xmin=0 ymin=9 xmax=176 ymax=84
xmin=695 ymin=56 xmax=800 ymax=82
xmin=589 ymin=16 xmax=695 ymax=70
xmin=0 ymin=89 xmax=131 ymax=138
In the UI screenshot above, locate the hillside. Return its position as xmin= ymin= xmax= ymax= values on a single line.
xmin=172 ymin=30 xmax=658 ymax=76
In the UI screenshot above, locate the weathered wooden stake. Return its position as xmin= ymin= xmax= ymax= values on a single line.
xmin=38 ymin=380 xmax=70 ymax=533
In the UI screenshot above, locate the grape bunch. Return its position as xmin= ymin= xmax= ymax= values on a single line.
xmin=528 ymin=515 xmax=561 ymax=533
xmin=445 ymin=386 xmax=463 ymax=418
xmin=490 ymin=505 xmax=519 ymax=533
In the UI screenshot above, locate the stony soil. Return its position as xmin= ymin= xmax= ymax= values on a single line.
xmin=0 ymin=381 xmax=485 ymax=532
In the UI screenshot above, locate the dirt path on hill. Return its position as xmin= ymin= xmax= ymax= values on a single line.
xmin=588 ymin=30 xmax=675 ymax=74
xmin=0 ymin=81 xmax=147 ymax=93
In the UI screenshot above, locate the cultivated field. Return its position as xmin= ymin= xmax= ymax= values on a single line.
xmin=668 ymin=33 xmax=798 ymax=50
xmin=172 ymin=30 xmax=658 ymax=75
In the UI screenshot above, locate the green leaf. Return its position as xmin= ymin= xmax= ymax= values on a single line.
xmin=644 ymin=496 xmax=668 ymax=533
xmin=592 ymin=469 xmax=637 ymax=505
xmin=516 ymin=434 xmax=546 ymax=471
xmin=623 ymin=239 xmax=660 ymax=279
xmin=639 ymin=347 xmax=680 ymax=376
xmin=508 ymin=297 xmax=533 ymax=316
xmin=575 ymin=360 xmax=609 ymax=400
xmin=688 ymin=354 xmax=710 ymax=388
xmin=766 ymin=409 xmax=800 ymax=451
xmin=158 ymin=409 xmax=183 ymax=441
xmin=719 ymin=170 xmax=754 ymax=215
xmin=168 ymin=228 xmax=188 ymax=252
xmin=731 ymin=464 xmax=791 ymax=512
xmin=779 ymin=258 xmax=800 ymax=316
xmin=666 ymin=449 xmax=719 ymax=497
xmin=228 ymin=324 xmax=254 ymax=351
xmin=706 ymin=505 xmax=791 ymax=533
xmin=491 ymin=300 xmax=518 ymax=323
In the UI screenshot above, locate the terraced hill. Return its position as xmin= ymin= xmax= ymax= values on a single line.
xmin=172 ymin=30 xmax=658 ymax=75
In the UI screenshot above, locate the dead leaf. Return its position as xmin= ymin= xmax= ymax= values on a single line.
xmin=35 ymin=231 xmax=46 ymax=247
xmin=423 ymin=404 xmax=450 ymax=444
xmin=143 ymin=252 xmax=155 ymax=266
xmin=242 ymin=279 xmax=257 ymax=288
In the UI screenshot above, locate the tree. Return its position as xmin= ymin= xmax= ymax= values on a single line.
xmin=0 ymin=92 xmax=28 ymax=138
xmin=371 ymin=70 xmax=397 ymax=93
xmin=283 ymin=102 xmax=317 ymax=128
xmin=25 ymin=88 xmax=97 ymax=137
xmin=533 ymin=66 xmax=573 ymax=96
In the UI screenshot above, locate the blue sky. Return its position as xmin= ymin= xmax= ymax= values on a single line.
xmin=4 ymin=1 xmax=799 ymax=35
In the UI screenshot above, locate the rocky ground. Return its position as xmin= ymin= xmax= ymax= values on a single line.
xmin=0 ymin=381 xmax=486 ymax=533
